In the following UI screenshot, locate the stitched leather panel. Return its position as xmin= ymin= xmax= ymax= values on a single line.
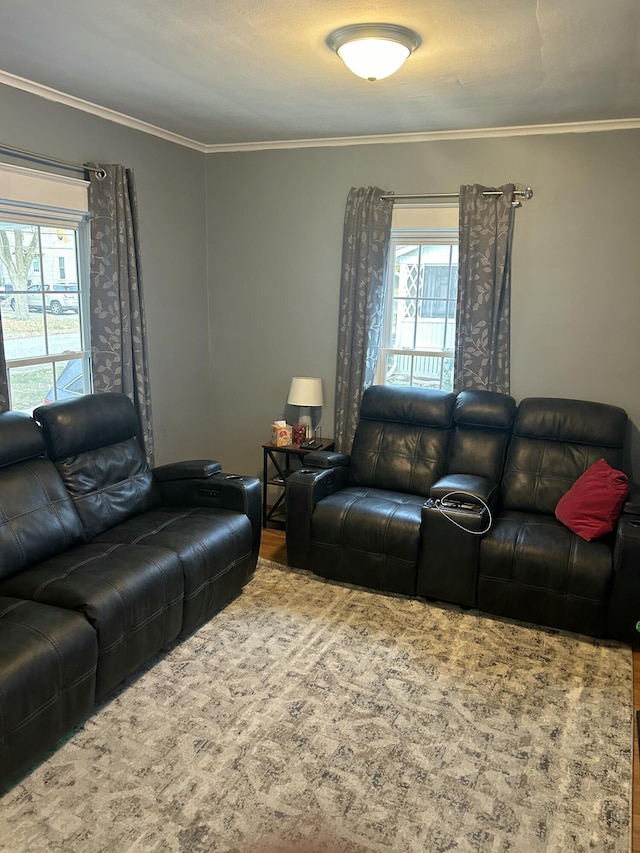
xmin=0 ymin=458 xmax=85 ymax=582
xmin=478 ymin=511 xmax=612 ymax=636
xmin=34 ymin=392 xmax=160 ymax=538
xmin=349 ymin=386 xmax=455 ymax=494
xmin=359 ymin=385 xmax=456 ymax=427
xmin=34 ymin=392 xmax=139 ymax=459
xmin=453 ymin=390 xmax=517 ymax=430
xmin=350 ymin=422 xmax=451 ymax=494
xmin=54 ymin=438 xmax=161 ymax=539
xmin=514 ymin=397 xmax=627 ymax=447
xmin=447 ymin=391 xmax=516 ymax=482
xmin=92 ymin=507 xmax=254 ymax=633
xmin=502 ymin=437 xmax=624 ymax=514
xmin=501 ymin=398 xmax=627 ymax=514
xmin=0 ymin=596 xmax=97 ymax=790
xmin=447 ymin=429 xmax=511 ymax=482
xmin=309 ymin=487 xmax=423 ymax=594
xmin=0 ymin=542 xmax=184 ymax=698
xmin=0 ymin=411 xmax=46 ymax=469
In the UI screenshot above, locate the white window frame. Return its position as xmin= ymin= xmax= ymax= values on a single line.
xmin=0 ymin=162 xmax=92 ymax=410
xmin=376 ymin=204 xmax=459 ymax=390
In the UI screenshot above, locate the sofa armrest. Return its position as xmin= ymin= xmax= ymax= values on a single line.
xmin=155 ymin=468 xmax=262 ymax=566
xmin=153 ymin=459 xmax=223 ymax=482
xmin=608 ymin=513 xmax=640 ymax=642
xmin=301 ymin=450 xmax=351 ymax=469
xmin=286 ymin=465 xmax=350 ymax=569
xmin=430 ymin=474 xmax=499 ymax=508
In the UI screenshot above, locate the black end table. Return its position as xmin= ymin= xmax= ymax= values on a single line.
xmin=262 ymin=439 xmax=334 ymax=528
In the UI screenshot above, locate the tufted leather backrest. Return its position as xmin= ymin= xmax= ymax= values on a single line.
xmin=34 ymin=393 xmax=161 ymax=539
xmin=0 ymin=412 xmax=85 ymax=581
xmin=501 ymin=397 xmax=628 ymax=514
xmin=447 ymin=390 xmax=516 ymax=482
xmin=350 ymin=386 xmax=456 ymax=495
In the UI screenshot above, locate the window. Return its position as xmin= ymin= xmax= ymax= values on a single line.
xmin=377 ymin=205 xmax=459 ymax=391
xmin=0 ymin=163 xmax=92 ymax=413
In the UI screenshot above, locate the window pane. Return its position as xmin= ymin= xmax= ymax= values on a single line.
xmin=444 ymin=323 xmax=456 ymax=350
xmin=442 ymin=357 xmax=454 ymax=391
xmin=415 ymin=303 xmax=445 ymax=349
xmin=48 ymin=313 xmax=82 ymax=355
xmin=40 ymin=227 xmax=78 ymax=286
xmin=1 ymin=300 xmax=48 ymax=359
xmin=1 ymin=220 xmax=89 ymax=411
xmin=8 ymin=363 xmax=55 ymax=414
xmin=390 ymin=298 xmax=417 ymax=349
xmin=47 ymin=358 xmax=90 ymax=404
xmin=382 ymin=228 xmax=458 ymax=392
xmin=385 ymin=353 xmax=412 ymax=385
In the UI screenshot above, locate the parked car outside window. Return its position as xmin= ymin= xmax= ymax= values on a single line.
xmin=9 ymin=283 xmax=78 ymax=315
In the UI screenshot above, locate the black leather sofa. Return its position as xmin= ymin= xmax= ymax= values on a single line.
xmin=286 ymin=386 xmax=638 ymax=643
xmin=0 ymin=392 xmax=260 ymax=791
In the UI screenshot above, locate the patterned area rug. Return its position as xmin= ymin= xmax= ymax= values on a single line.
xmin=0 ymin=559 xmax=633 ymax=852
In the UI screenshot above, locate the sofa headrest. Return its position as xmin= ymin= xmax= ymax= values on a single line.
xmin=33 ymin=392 xmax=139 ymax=460
xmin=514 ymin=397 xmax=627 ymax=448
xmin=454 ymin=390 xmax=516 ymax=430
xmin=359 ymin=386 xmax=456 ymax=428
xmin=0 ymin=411 xmax=46 ymax=468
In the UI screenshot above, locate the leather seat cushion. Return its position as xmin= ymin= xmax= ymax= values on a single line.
xmin=309 ymin=487 xmax=424 ymax=595
xmin=0 ymin=543 xmax=184 ymax=698
xmin=0 ymin=596 xmax=97 ymax=791
xmin=91 ymin=507 xmax=254 ymax=634
xmin=478 ymin=511 xmax=613 ymax=636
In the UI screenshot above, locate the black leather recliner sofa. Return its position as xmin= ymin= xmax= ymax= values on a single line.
xmin=286 ymin=385 xmax=638 ymax=644
xmin=0 ymin=392 xmax=260 ymax=792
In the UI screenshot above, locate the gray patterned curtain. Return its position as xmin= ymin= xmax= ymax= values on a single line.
xmin=454 ymin=183 xmax=515 ymax=394
xmin=86 ymin=164 xmax=154 ymax=464
xmin=334 ymin=186 xmax=393 ymax=453
xmin=0 ymin=316 xmax=8 ymax=412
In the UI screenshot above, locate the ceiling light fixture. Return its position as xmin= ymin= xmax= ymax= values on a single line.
xmin=326 ymin=23 xmax=421 ymax=82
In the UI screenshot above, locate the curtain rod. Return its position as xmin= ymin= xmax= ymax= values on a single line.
xmin=381 ymin=186 xmax=533 ymax=206
xmin=0 ymin=143 xmax=106 ymax=179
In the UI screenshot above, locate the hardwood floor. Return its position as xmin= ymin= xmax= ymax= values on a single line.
xmin=258 ymin=527 xmax=640 ymax=851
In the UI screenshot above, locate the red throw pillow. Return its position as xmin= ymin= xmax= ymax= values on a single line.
xmin=555 ymin=458 xmax=629 ymax=541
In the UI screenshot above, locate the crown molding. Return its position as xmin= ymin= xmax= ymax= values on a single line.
xmin=203 ymin=118 xmax=640 ymax=152
xmin=2 ymin=68 xmax=639 ymax=154
xmin=0 ymin=70 xmax=207 ymax=152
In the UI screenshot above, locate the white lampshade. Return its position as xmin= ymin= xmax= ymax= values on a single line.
xmin=327 ymin=24 xmax=420 ymax=82
xmin=287 ymin=377 xmax=323 ymax=407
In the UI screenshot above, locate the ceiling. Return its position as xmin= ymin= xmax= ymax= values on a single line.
xmin=1 ymin=0 xmax=639 ymax=150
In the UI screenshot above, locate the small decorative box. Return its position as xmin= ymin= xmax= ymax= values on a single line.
xmin=271 ymin=421 xmax=292 ymax=446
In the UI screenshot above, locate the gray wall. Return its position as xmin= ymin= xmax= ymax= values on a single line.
xmin=206 ymin=131 xmax=640 ymax=479
xmin=0 ymin=84 xmax=209 ymax=464
xmin=3 ymin=81 xmax=638 ymax=480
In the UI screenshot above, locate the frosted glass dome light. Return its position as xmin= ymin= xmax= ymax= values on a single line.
xmin=327 ymin=24 xmax=421 ymax=82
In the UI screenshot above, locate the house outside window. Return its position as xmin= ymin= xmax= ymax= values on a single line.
xmin=377 ymin=205 xmax=459 ymax=391
xmin=0 ymin=162 xmax=92 ymax=413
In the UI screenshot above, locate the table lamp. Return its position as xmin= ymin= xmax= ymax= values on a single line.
xmin=287 ymin=376 xmax=323 ymax=432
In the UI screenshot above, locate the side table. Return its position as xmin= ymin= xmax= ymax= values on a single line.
xmin=262 ymin=439 xmax=335 ymax=528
